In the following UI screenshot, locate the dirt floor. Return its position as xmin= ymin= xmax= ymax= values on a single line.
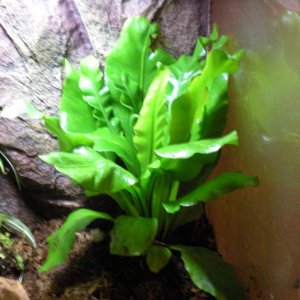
xmin=2 ymin=215 xmax=216 ymax=300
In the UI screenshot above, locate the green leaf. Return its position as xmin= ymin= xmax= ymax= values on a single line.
xmin=0 ymin=99 xmax=43 ymax=119
xmin=164 ymin=172 xmax=259 ymax=213
xmin=92 ymin=128 xmax=140 ymax=176
xmin=212 ymin=35 xmax=229 ymax=51
xmin=171 ymin=245 xmax=245 ymax=300
xmin=167 ymin=58 xmax=202 ymax=103
xmin=43 ymin=116 xmax=94 ymax=152
xmin=133 ymin=68 xmax=170 ymax=173
xmin=106 ymin=16 xmax=157 ymax=112
xmin=198 ymin=74 xmax=229 ymax=139
xmin=0 ymin=213 xmax=36 ymax=248
xmin=79 ymin=55 xmax=104 ymax=110
xmin=40 ymin=147 xmax=138 ymax=196
xmin=39 ymin=209 xmax=113 ymax=272
xmin=165 ymin=41 xmax=208 ymax=145
xmin=166 ymin=36 xmax=240 ymax=144
xmin=189 ymin=24 xmax=224 ymax=63
xmin=79 ymin=56 xmax=117 ymax=132
xmin=110 ymin=215 xmax=158 ymax=256
xmin=44 ymin=117 xmax=136 ymax=171
xmin=188 ymin=49 xmax=244 ymax=141
xmin=166 ymin=39 xmax=206 ymax=105
xmin=156 ymin=131 xmax=238 ymax=159
xmin=60 ymin=60 xmax=97 ymax=133
xmin=146 ymin=245 xmax=172 ymax=273
xmin=168 ymin=93 xmax=196 ymax=144
xmin=158 ymin=152 xmax=218 ymax=182
xmin=198 ymin=23 xmax=219 ymax=49
xmin=111 ymin=98 xmax=136 ymax=143
xmin=106 ymin=16 xmax=171 ymax=114
xmin=154 ymin=49 xmax=176 ymax=66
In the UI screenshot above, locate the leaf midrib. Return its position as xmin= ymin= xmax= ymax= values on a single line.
xmin=139 ymin=25 xmax=152 ymax=97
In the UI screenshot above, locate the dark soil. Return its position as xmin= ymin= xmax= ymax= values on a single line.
xmin=1 ymin=215 xmax=216 ymax=300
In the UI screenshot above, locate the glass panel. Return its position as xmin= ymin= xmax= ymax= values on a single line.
xmin=207 ymin=1 xmax=300 ymax=299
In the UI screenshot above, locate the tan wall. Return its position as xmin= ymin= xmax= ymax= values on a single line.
xmin=207 ymin=1 xmax=300 ymax=299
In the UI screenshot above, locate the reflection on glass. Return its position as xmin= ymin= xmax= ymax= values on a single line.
xmin=207 ymin=1 xmax=300 ymax=299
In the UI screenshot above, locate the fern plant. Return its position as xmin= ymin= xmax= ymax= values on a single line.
xmin=1 ymin=16 xmax=257 ymax=299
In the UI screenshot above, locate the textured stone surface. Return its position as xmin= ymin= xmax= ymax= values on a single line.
xmin=0 ymin=173 xmax=37 ymax=227
xmin=0 ymin=0 xmax=210 ymax=217
xmin=0 ymin=277 xmax=29 ymax=300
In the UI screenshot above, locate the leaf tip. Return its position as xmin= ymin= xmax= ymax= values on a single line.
xmin=38 ymin=154 xmax=49 ymax=163
xmin=163 ymin=202 xmax=179 ymax=214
